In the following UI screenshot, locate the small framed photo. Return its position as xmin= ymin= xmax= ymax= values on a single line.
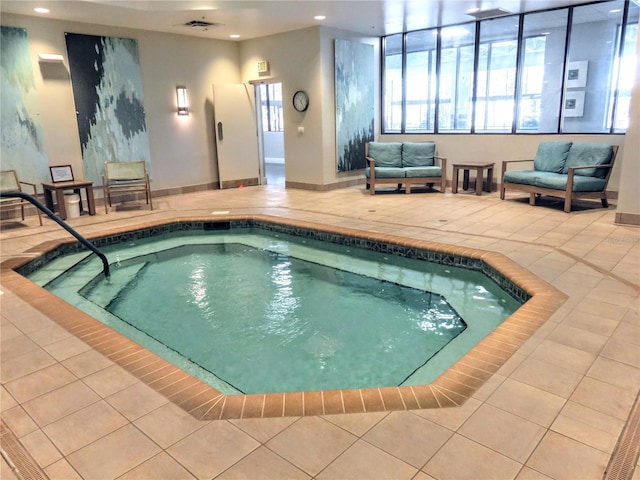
xmin=566 ymin=61 xmax=588 ymax=88
xmin=50 ymin=165 xmax=74 ymax=183
xmin=564 ymin=91 xmax=585 ymax=117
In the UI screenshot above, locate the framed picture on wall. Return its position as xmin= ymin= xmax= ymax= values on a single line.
xmin=566 ymin=61 xmax=588 ymax=88
xmin=564 ymin=91 xmax=585 ymax=117
xmin=50 ymin=165 xmax=74 ymax=182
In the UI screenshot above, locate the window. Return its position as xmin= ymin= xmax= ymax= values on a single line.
xmin=383 ymin=34 xmax=403 ymax=132
xmin=381 ymin=0 xmax=638 ymax=135
xmin=438 ymin=24 xmax=476 ymax=132
xmin=613 ymin=2 xmax=639 ymax=132
xmin=475 ymin=17 xmax=519 ymax=132
xmin=562 ymin=1 xmax=626 ymax=133
xmin=405 ymin=30 xmax=437 ymax=132
xmin=259 ymin=83 xmax=283 ymax=132
xmin=517 ymin=9 xmax=568 ymax=133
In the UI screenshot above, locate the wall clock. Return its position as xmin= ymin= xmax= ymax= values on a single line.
xmin=292 ymin=90 xmax=309 ymax=112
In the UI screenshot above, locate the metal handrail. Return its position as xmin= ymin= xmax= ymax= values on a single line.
xmin=1 ymin=191 xmax=110 ymax=278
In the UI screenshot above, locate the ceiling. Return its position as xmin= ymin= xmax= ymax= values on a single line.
xmin=0 ymin=0 xmax=596 ymax=41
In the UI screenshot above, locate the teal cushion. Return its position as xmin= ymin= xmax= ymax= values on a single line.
xmin=402 ymin=142 xmax=435 ymax=167
xmin=534 ymin=172 xmax=607 ymax=192
xmin=367 ymin=142 xmax=403 ymax=168
xmin=503 ymin=170 xmax=538 ymax=185
xmin=564 ymin=143 xmax=613 ymax=178
xmin=365 ymin=167 xmax=406 ymax=178
xmin=533 ymin=142 xmax=572 ymax=173
xmin=404 ymin=166 xmax=442 ymax=178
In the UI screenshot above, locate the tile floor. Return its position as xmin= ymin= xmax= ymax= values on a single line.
xmin=1 ymin=184 xmax=639 ymax=480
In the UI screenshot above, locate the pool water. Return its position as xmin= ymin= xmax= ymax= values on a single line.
xmin=28 ymin=228 xmax=521 ymax=394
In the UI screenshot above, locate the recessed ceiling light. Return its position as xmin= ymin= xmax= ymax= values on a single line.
xmin=314 ymin=15 xmax=326 ymax=20
xmin=34 ymin=7 xmax=49 ymax=13
xmin=230 ymin=34 xmax=240 ymax=39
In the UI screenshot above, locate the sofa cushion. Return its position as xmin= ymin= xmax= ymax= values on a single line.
xmin=503 ymin=170 xmax=539 ymax=185
xmin=365 ymin=167 xmax=406 ymax=178
xmin=367 ymin=142 xmax=403 ymax=168
xmin=404 ymin=166 xmax=442 ymax=178
xmin=564 ymin=143 xmax=613 ymax=178
xmin=533 ymin=141 xmax=572 ymax=173
xmin=534 ymin=172 xmax=607 ymax=192
xmin=402 ymin=142 xmax=435 ymax=167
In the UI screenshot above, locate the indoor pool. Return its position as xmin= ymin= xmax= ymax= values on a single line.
xmin=24 ymin=220 xmax=523 ymax=395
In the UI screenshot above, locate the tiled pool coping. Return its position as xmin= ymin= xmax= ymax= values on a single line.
xmin=1 ymin=214 xmax=567 ymax=420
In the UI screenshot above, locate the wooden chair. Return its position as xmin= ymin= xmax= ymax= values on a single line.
xmin=103 ymin=161 xmax=153 ymax=213
xmin=0 ymin=170 xmax=43 ymax=225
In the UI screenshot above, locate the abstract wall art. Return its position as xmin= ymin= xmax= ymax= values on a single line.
xmin=0 ymin=26 xmax=50 ymax=187
xmin=335 ymin=39 xmax=374 ymax=172
xmin=65 ymin=33 xmax=151 ymax=185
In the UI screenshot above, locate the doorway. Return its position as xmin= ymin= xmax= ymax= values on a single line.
xmin=256 ymin=82 xmax=285 ymax=186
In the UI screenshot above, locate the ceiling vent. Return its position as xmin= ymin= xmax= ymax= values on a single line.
xmin=467 ymin=8 xmax=512 ymax=20
xmin=182 ymin=20 xmax=223 ymax=31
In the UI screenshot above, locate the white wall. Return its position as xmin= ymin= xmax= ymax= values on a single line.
xmin=240 ymin=26 xmax=379 ymax=188
xmin=2 ymin=13 xmax=241 ymax=192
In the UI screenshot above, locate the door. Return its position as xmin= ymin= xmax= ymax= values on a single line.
xmin=212 ymin=84 xmax=261 ymax=188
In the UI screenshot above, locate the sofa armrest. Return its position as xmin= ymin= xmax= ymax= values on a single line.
xmin=501 ymin=159 xmax=533 ymax=180
xmin=434 ymin=155 xmax=447 ymax=174
xmin=19 ymin=180 xmax=38 ymax=195
xmin=568 ymin=163 xmax=613 ymax=172
xmin=366 ymin=156 xmax=375 ymax=167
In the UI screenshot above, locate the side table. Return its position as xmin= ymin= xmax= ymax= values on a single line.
xmin=452 ymin=162 xmax=495 ymax=196
xmin=42 ymin=181 xmax=96 ymax=220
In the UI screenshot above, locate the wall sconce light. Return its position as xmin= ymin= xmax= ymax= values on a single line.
xmin=38 ymin=53 xmax=64 ymax=63
xmin=176 ymin=86 xmax=189 ymax=115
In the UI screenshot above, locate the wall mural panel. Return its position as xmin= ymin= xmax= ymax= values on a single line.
xmin=65 ymin=33 xmax=151 ymax=185
xmin=335 ymin=39 xmax=374 ymax=172
xmin=0 ymin=26 xmax=50 ymax=187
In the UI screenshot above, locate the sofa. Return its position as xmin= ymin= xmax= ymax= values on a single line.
xmin=500 ymin=142 xmax=618 ymax=213
xmin=365 ymin=142 xmax=446 ymax=195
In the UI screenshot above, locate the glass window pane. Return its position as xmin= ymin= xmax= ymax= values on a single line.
xmin=614 ymin=2 xmax=639 ymax=132
xmin=476 ymin=17 xmax=519 ymax=132
xmin=438 ymin=24 xmax=476 ymax=132
xmin=405 ymin=29 xmax=437 ymax=132
xmin=383 ymin=34 xmax=403 ymax=132
xmin=562 ymin=1 xmax=625 ymax=133
xmin=516 ymin=9 xmax=568 ymax=133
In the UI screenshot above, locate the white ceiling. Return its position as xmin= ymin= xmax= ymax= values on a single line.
xmin=0 ymin=0 xmax=595 ymax=41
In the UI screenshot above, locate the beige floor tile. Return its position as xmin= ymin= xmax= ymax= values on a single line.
xmin=43 ymin=401 xmax=128 ymax=455
xmin=569 ymin=376 xmax=636 ymax=421
xmin=528 ymin=340 xmax=596 ymax=374
xmin=546 ymin=324 xmax=609 ymax=355
xmin=20 ymin=429 xmax=62 ymax=469
xmin=230 ymin=416 xmax=300 ymax=443
xmin=487 ymin=378 xmax=566 ymax=427
xmin=266 ymin=416 xmax=356 ymax=476
xmin=459 ymin=403 xmax=546 ymax=463
xmin=321 ymin=411 xmax=388 ymax=437
xmin=106 ymin=381 xmax=169 ymax=421
xmin=0 ymin=385 xmax=18 ymax=412
xmin=587 ymin=356 xmax=640 ymax=392
xmin=4 ymin=363 xmax=76 ymax=403
xmin=168 ymin=421 xmax=260 ymax=479
xmin=42 ymin=335 xmax=92 ymax=362
xmin=1 ymin=406 xmax=39 ymax=437
xmin=424 ymin=433 xmax=522 ymax=480
xmin=61 ymin=349 xmax=113 ymax=378
xmin=362 ymin=411 xmax=453 ymax=468
xmin=601 ymin=336 xmax=640 ymax=368
xmin=118 ymin=452 xmax=197 ymax=480
xmin=561 ymin=309 xmax=619 ymax=336
xmin=67 ymin=424 xmax=161 ymax=480
xmin=22 ymin=381 xmax=101 ymax=427
xmin=217 ymin=446 xmax=310 ymax=480
xmin=551 ymin=401 xmax=622 ymax=454
xmin=83 ymin=364 xmax=139 ymax=397
xmin=317 ymin=440 xmax=417 ymax=480
xmin=27 ymin=324 xmax=72 ymax=348
xmin=134 ymin=402 xmax=205 ymax=448
xmin=414 ymin=397 xmax=482 ymax=431
xmin=0 ymin=334 xmax=40 ymax=362
xmin=44 ymin=459 xmax=83 ymax=480
xmin=1 ymin=348 xmax=57 ymax=383
xmin=526 ymin=430 xmax=609 ymax=479
xmin=510 ymin=356 xmax=583 ymax=398
xmin=515 ymin=466 xmax=554 ymax=479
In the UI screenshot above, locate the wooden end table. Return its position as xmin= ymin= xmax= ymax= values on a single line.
xmin=452 ymin=162 xmax=495 ymax=196
xmin=42 ymin=180 xmax=96 ymax=220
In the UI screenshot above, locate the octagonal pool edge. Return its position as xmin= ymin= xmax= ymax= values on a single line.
xmin=1 ymin=214 xmax=567 ymax=420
